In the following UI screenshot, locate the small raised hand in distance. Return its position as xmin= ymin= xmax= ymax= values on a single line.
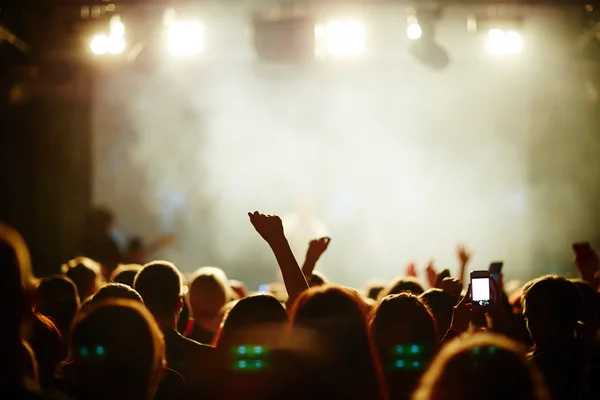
xmin=248 ymin=211 xmax=309 ymax=305
xmin=425 ymin=259 xmax=438 ymax=288
xmin=302 ymin=237 xmax=331 ymax=281
xmin=440 ymin=277 xmax=462 ymax=299
xmin=456 ymin=244 xmax=472 ymax=285
xmin=405 ymin=262 xmax=418 ymax=278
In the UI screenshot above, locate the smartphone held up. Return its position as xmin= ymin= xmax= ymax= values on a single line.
xmin=470 ymin=270 xmax=491 ymax=308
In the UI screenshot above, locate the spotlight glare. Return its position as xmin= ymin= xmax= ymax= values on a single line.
xmin=407 ymin=23 xmax=422 ymax=40
xmin=486 ymin=29 xmax=523 ymax=55
xmin=90 ymin=35 xmax=109 ymax=55
xmin=110 ymin=16 xmax=125 ymax=37
xmin=322 ymin=19 xmax=365 ymax=56
xmin=107 ymin=35 xmax=126 ymax=54
xmin=167 ymin=21 xmax=205 ymax=56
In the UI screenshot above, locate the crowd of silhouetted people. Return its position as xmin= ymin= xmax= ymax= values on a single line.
xmin=1 ymin=210 xmax=600 ymax=400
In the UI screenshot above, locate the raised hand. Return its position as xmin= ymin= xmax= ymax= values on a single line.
xmin=425 ymin=260 xmax=438 ymax=288
xmin=405 ymin=262 xmax=418 ymax=278
xmin=248 ymin=211 xmax=286 ymax=245
xmin=306 ymin=237 xmax=331 ymax=263
xmin=248 ymin=211 xmax=308 ymax=305
xmin=457 ymin=244 xmax=472 ymax=266
xmin=302 ymin=237 xmax=331 ymax=280
xmin=456 ymin=244 xmax=472 ymax=284
xmin=440 ymin=277 xmax=462 ymax=299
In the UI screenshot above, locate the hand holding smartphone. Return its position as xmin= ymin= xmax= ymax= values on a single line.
xmin=470 ymin=270 xmax=491 ymax=308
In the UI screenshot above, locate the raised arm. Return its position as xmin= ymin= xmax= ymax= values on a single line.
xmin=248 ymin=211 xmax=309 ymax=305
xmin=456 ymin=244 xmax=472 ymax=286
xmin=301 ymin=237 xmax=331 ymax=281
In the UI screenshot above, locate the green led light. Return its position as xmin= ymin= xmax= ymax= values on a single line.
xmin=395 ymin=359 xmax=405 ymax=368
xmin=395 ymin=345 xmax=404 ymax=354
xmin=253 ymin=345 xmax=264 ymax=355
xmin=80 ymin=347 xmax=89 ymax=357
xmin=410 ymin=344 xmax=421 ymax=354
xmin=237 ymin=345 xmax=247 ymax=355
xmin=95 ymin=345 xmax=105 ymax=356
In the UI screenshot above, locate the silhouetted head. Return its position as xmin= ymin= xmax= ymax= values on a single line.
xmin=380 ymin=277 xmax=425 ymax=298
xmin=370 ymin=293 xmax=438 ymax=400
xmin=0 ymin=222 xmax=35 ymax=386
xmin=290 ymin=285 xmax=384 ymax=399
xmin=134 ymin=261 xmax=182 ymax=322
xmin=61 ymin=257 xmax=102 ymax=302
xmin=309 ymin=271 xmax=328 ymax=287
xmin=215 ymin=294 xmax=288 ymax=349
xmin=35 ymin=276 xmax=80 ymax=337
xmin=111 ymin=264 xmax=143 ymax=287
xmin=91 ymin=283 xmax=143 ymax=305
xmin=419 ymin=288 xmax=457 ymax=338
xmin=69 ymin=299 xmax=165 ymax=400
xmin=188 ymin=267 xmax=232 ymax=324
xmin=414 ymin=333 xmax=548 ymax=400
xmin=522 ymin=275 xmax=584 ymax=345
xmin=370 ymin=293 xmax=438 ymax=363
xmin=366 ymin=283 xmax=385 ymax=301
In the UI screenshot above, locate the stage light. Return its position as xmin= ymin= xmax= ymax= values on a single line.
xmin=315 ymin=19 xmax=365 ymax=57
xmin=486 ymin=29 xmax=523 ymax=55
xmin=107 ymin=36 xmax=126 ymax=54
xmin=166 ymin=21 xmax=205 ymax=56
xmin=110 ymin=16 xmax=125 ymax=37
xmin=407 ymin=22 xmax=422 ymax=40
xmin=90 ymin=35 xmax=109 ymax=55
xmin=90 ymin=15 xmax=126 ymax=55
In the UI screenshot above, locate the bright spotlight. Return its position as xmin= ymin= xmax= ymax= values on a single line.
xmin=90 ymin=15 xmax=126 ymax=56
xmin=167 ymin=21 xmax=205 ymax=56
xmin=317 ymin=19 xmax=365 ymax=56
xmin=487 ymin=29 xmax=523 ymax=54
xmin=407 ymin=23 xmax=422 ymax=40
xmin=110 ymin=16 xmax=125 ymax=37
xmin=90 ymin=35 xmax=109 ymax=55
xmin=107 ymin=35 xmax=126 ymax=54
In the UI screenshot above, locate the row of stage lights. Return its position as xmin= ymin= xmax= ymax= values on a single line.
xmin=89 ymin=11 xmax=206 ymax=56
xmin=87 ymin=8 xmax=525 ymax=63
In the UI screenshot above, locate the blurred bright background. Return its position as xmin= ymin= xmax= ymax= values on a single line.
xmin=89 ymin=3 xmax=600 ymax=289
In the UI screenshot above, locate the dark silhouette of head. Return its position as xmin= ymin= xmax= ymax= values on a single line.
xmin=370 ymin=293 xmax=439 ymax=400
xmin=380 ymin=277 xmax=425 ymax=298
xmin=414 ymin=333 xmax=548 ymax=400
xmin=0 ymin=222 xmax=36 ymax=389
xmin=522 ymin=275 xmax=584 ymax=345
xmin=309 ymin=271 xmax=328 ymax=287
xmin=92 ymin=283 xmax=143 ymax=305
xmin=290 ymin=285 xmax=384 ymax=400
xmin=68 ymin=299 xmax=165 ymax=400
xmin=35 ymin=276 xmax=80 ymax=337
xmin=134 ymin=261 xmax=182 ymax=328
xmin=215 ymin=293 xmax=288 ymax=349
xmin=188 ymin=267 xmax=231 ymax=327
xmin=61 ymin=257 xmax=102 ymax=302
xmin=367 ymin=284 xmax=385 ymax=301
xmin=419 ymin=288 xmax=458 ymax=338
xmin=111 ymin=264 xmax=143 ymax=287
